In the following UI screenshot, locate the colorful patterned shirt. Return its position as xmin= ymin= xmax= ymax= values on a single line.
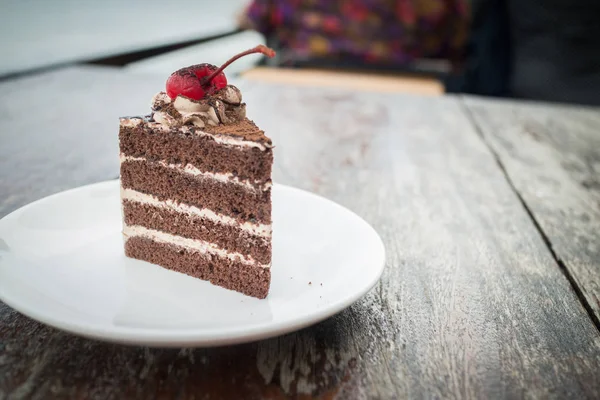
xmin=245 ymin=0 xmax=470 ymax=67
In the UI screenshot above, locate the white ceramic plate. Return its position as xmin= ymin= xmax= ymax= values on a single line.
xmin=0 ymin=180 xmax=385 ymax=347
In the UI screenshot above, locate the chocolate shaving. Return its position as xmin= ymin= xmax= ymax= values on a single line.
xmin=203 ymin=118 xmax=272 ymax=145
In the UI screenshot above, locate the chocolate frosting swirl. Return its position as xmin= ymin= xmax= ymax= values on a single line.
xmin=151 ymin=85 xmax=246 ymax=128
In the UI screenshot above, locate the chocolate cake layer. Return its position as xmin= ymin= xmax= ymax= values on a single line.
xmin=123 ymin=201 xmax=271 ymax=264
xmin=119 ymin=121 xmax=272 ymax=184
xmin=125 ymin=236 xmax=270 ymax=299
xmin=121 ymin=160 xmax=271 ymax=224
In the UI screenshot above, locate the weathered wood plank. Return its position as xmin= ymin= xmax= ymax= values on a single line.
xmin=257 ymin=87 xmax=600 ymax=398
xmin=1 ymin=68 xmax=600 ymax=399
xmin=463 ymin=96 xmax=600 ymax=323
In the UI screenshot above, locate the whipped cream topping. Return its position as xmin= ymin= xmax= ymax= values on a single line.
xmin=151 ymin=85 xmax=246 ymax=128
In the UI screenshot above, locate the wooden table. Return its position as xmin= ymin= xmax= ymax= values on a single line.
xmin=1 ymin=66 xmax=600 ymax=399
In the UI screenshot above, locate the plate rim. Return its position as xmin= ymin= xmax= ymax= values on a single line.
xmin=0 ymin=180 xmax=386 ymax=347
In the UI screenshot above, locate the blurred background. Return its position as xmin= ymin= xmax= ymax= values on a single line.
xmin=1 ymin=0 xmax=599 ymax=105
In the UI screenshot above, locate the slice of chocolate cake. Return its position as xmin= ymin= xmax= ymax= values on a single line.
xmin=119 ymin=46 xmax=275 ymax=298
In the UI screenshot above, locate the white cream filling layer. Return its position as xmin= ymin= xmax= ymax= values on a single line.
xmin=120 ymin=155 xmax=271 ymax=192
xmin=123 ymin=224 xmax=270 ymax=269
xmin=119 ymin=118 xmax=271 ymax=151
xmin=121 ymin=187 xmax=271 ymax=238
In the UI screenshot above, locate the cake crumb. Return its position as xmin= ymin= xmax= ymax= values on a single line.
xmin=320 ymin=283 xmax=323 ymax=286
xmin=309 ymin=281 xmax=312 ymax=285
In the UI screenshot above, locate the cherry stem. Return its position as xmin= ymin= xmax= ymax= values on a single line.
xmin=202 ymin=45 xmax=276 ymax=87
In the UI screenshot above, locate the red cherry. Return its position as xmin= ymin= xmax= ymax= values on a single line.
xmin=165 ymin=68 xmax=206 ymax=100
xmin=165 ymin=45 xmax=276 ymax=100
xmin=165 ymin=64 xmax=226 ymax=100
xmin=189 ymin=63 xmax=228 ymax=94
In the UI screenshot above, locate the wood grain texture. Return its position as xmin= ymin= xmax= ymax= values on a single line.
xmin=463 ymin=96 xmax=600 ymax=323
xmin=1 ymin=67 xmax=600 ymax=399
